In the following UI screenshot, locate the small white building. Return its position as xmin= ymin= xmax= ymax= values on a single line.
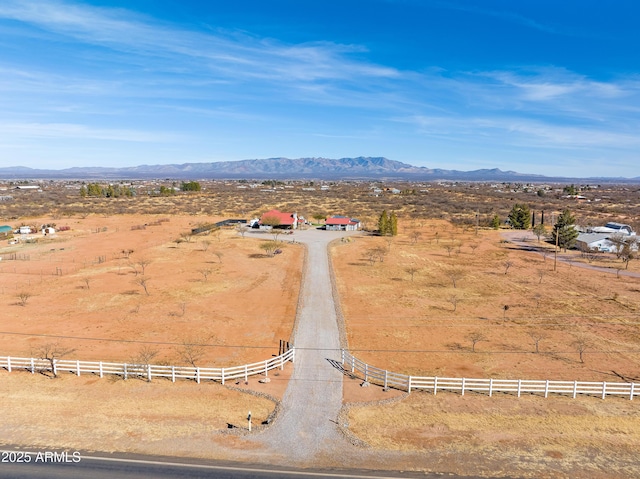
xmin=19 ymin=226 xmax=32 ymax=235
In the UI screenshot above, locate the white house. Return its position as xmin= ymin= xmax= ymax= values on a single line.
xmin=576 ymin=233 xmax=616 ymax=253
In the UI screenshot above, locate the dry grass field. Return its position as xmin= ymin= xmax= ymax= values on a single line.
xmin=0 ymin=214 xmax=302 ymax=365
xmin=332 ymin=220 xmax=640 ymax=380
xmin=331 ymin=219 xmax=640 ymax=477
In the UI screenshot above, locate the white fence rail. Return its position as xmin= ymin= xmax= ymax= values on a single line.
xmin=341 ymin=349 xmax=638 ymax=400
xmin=0 ymin=347 xmax=295 ymax=384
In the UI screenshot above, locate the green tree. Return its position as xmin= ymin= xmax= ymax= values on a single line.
xmin=551 ymin=209 xmax=578 ymax=251
xmin=532 ymin=224 xmax=546 ymax=242
xmin=378 ymin=210 xmax=389 ymax=235
xmin=508 ymin=203 xmax=531 ymax=230
xmin=79 ymin=185 xmax=87 ymax=198
xmin=389 ymin=212 xmax=398 ymax=236
xmin=181 ymin=181 xmax=201 ymax=192
xmin=490 ymin=214 xmax=501 ymax=230
xmin=563 ymin=184 xmax=578 ymax=196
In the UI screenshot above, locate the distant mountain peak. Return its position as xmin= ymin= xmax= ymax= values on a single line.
xmin=0 ymin=157 xmax=636 ymax=182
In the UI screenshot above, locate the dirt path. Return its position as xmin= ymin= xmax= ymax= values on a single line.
xmin=246 ymin=229 xmax=358 ymax=466
xmin=501 ymin=231 xmax=640 ymax=278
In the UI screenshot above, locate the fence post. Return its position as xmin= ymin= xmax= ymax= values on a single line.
xmin=341 ymin=349 xmax=345 ymax=365
xmin=147 ymin=365 xmax=152 ymax=382
xmin=351 ymin=354 xmax=355 ymax=374
xmin=244 ymin=364 xmax=248 ymax=382
xmin=7 ymin=356 xmax=11 ymax=373
xmin=280 ymin=353 xmax=284 ymax=370
xmin=461 ymin=377 xmax=465 ymax=396
xmin=384 ymin=370 xmax=388 ymax=390
xmin=544 ymin=380 xmax=549 ymax=398
xmin=76 ymin=360 xmax=81 ymax=376
xmin=99 ymin=362 xmax=103 ymax=378
xmin=517 ymin=379 xmax=521 ymax=398
xmin=291 ymin=347 xmax=295 ymax=363
xmin=30 ymin=357 xmax=35 ymax=374
xmin=222 ymin=368 xmax=225 ymax=385
xmin=264 ymin=361 xmax=268 ymax=378
xmin=601 ymin=382 xmax=606 ymax=400
xmin=407 ymin=376 xmax=412 ymax=393
xmin=364 ymin=363 xmax=368 ymax=382
xmin=488 ymin=378 xmax=493 ymax=397
xmin=124 ymin=363 xmax=128 ymax=380
xmin=630 ymin=383 xmax=635 ymax=401
xmin=171 ymin=366 xmax=175 ymax=383
xmin=433 ymin=376 xmax=438 ymax=395
xmin=196 ymin=367 xmax=200 ymax=384
xmin=572 ymin=380 xmax=577 ymax=399
xmin=52 ymin=359 xmax=57 ymax=378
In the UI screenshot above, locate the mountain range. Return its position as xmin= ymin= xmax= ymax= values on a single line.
xmin=0 ymin=157 xmax=638 ymax=182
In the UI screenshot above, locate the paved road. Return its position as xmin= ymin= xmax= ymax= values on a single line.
xmin=246 ymin=228 xmax=357 ymax=466
xmin=0 ymin=450 xmax=438 ymax=479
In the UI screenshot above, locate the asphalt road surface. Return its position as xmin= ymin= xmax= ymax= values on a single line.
xmin=0 ymin=450 xmax=446 ymax=479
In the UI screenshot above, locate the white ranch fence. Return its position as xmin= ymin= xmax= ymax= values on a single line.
xmin=0 ymin=347 xmax=294 ymax=384
xmin=341 ymin=349 xmax=639 ymax=400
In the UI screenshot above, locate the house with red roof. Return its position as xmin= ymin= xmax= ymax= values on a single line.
xmin=259 ymin=209 xmax=302 ymax=229
xmin=325 ymin=215 xmax=361 ymax=231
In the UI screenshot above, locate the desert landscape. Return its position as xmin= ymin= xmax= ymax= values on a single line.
xmin=1 ymin=182 xmax=640 ymax=478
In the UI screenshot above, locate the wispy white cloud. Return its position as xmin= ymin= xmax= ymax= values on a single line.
xmin=0 ymin=122 xmax=182 ymax=142
xmin=0 ymin=0 xmax=399 ymax=87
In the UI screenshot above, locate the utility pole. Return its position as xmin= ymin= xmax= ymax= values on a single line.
xmin=475 ymin=211 xmax=479 ymax=236
xmin=554 ymin=224 xmax=559 ymax=272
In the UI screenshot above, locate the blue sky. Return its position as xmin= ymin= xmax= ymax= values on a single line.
xmin=1 ymin=0 xmax=639 ymax=177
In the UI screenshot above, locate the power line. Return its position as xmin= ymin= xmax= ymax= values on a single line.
xmin=2 ymin=331 xmax=640 ymax=355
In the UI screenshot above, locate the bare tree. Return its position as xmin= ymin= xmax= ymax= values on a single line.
xmin=82 ymin=278 xmax=91 ymax=290
xmin=572 ymin=336 xmax=591 ymax=363
xmin=236 ymin=224 xmax=248 ymax=239
xmin=527 ymin=331 xmax=547 ymax=353
xmin=261 ymin=215 xmax=282 ymax=241
xmin=365 ymin=249 xmax=377 ymax=266
xmin=537 ymin=269 xmax=546 ymax=284
xmin=447 ymin=294 xmax=460 ymax=312
xmin=405 ymin=266 xmax=420 ymax=282
xmin=134 ymin=277 xmax=150 ymax=296
xmin=137 ymin=258 xmax=151 ymax=276
xmin=178 ymin=336 xmax=210 ymax=368
xmin=410 ymin=230 xmax=422 ymax=244
xmin=17 ymin=291 xmax=32 ymax=306
xmin=447 ymin=268 xmax=464 ymax=288
xmin=198 ymin=269 xmax=212 ymax=282
xmin=444 ymin=244 xmax=454 ymax=257
xmin=180 ymin=232 xmax=193 ymax=243
xmin=372 ymin=245 xmax=387 ymax=263
xmin=131 ymin=345 xmax=159 ymax=381
xmin=213 ymin=251 xmax=224 ymax=263
xmin=200 ymin=239 xmax=211 ymax=252
xmin=467 ymin=332 xmax=488 ymax=352
xmin=33 ymin=342 xmax=76 ymax=378
xmin=384 ymin=236 xmax=394 ymax=251
xmin=469 ymin=243 xmax=479 ymax=255
xmin=121 ymin=249 xmax=134 ymax=259
xmin=260 ymin=241 xmax=278 ymax=257
xmin=503 ymin=261 xmax=514 ymax=275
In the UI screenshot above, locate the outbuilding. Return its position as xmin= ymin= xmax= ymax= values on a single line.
xmin=325 ymin=215 xmax=361 ymax=231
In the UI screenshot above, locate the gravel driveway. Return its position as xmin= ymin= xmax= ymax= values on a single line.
xmin=245 ymin=228 xmax=359 ymax=465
